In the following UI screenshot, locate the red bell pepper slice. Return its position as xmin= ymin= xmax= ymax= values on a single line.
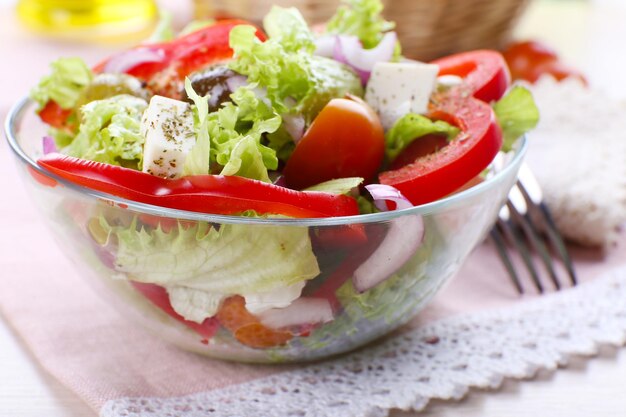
xmin=433 ymin=50 xmax=511 ymax=103
xmin=92 ymin=19 xmax=263 ymax=82
xmin=378 ymin=50 xmax=508 ymax=206
xmin=379 ymin=95 xmax=503 ymax=206
xmin=38 ymin=153 xmax=359 ymax=219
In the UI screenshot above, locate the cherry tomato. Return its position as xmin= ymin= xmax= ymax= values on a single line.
xmin=502 ymin=40 xmax=587 ymax=85
xmin=283 ymin=95 xmax=385 ymax=190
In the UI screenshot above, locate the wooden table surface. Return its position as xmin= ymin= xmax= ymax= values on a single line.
xmin=2 ymin=0 xmax=626 ymax=415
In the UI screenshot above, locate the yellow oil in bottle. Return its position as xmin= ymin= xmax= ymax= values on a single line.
xmin=17 ymin=0 xmax=158 ymax=42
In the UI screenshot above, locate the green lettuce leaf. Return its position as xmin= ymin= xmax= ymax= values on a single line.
xmin=206 ymin=86 xmax=281 ymax=180
xmin=385 ymin=114 xmax=460 ymax=161
xmin=326 ymin=0 xmax=395 ymax=49
xmin=220 ymin=135 xmax=271 ymax=182
xmin=493 ymin=86 xmax=540 ymax=152
xmin=263 ymin=6 xmax=316 ymax=54
xmin=102 ymin=218 xmax=320 ymax=295
xmin=30 ymin=57 xmax=93 ymax=110
xmin=63 ymin=95 xmax=147 ymax=169
xmin=228 ymin=8 xmax=362 ymax=119
xmin=304 ymin=177 xmax=363 ymax=194
xmin=182 ymin=78 xmax=211 ymax=176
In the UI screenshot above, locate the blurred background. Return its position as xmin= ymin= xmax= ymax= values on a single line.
xmin=1 ymin=0 xmax=625 ymax=108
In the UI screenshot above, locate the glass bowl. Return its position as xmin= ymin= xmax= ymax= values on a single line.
xmin=4 ymin=98 xmax=526 ymax=363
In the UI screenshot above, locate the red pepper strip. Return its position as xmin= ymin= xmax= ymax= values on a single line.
xmin=92 ymin=20 xmax=261 ymax=80
xmin=38 ymin=154 xmax=360 ymax=219
xmin=38 ymin=100 xmax=73 ymax=130
xmin=131 ymin=282 xmax=219 ymax=343
xmin=433 ymin=50 xmax=511 ymax=103
xmin=379 ymin=95 xmax=503 ymax=206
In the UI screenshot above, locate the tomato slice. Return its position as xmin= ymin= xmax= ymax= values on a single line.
xmin=38 ymin=153 xmax=359 ymax=219
xmin=283 ymin=96 xmax=385 ymax=190
xmin=433 ymin=50 xmax=511 ymax=103
xmin=378 ymin=95 xmax=503 ymax=206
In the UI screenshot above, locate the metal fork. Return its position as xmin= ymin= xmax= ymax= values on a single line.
xmin=490 ymin=164 xmax=577 ymax=294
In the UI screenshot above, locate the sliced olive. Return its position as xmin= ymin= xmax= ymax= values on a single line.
xmin=182 ymin=65 xmax=247 ymax=112
xmin=77 ymin=73 xmax=150 ymax=106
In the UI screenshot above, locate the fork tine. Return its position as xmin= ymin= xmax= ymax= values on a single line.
xmin=490 ymin=227 xmax=524 ymax=294
xmin=496 ymin=216 xmax=544 ymax=293
xmin=537 ymin=202 xmax=578 ymax=286
xmin=506 ymin=198 xmax=561 ymax=291
xmin=516 ymin=181 xmax=578 ymax=286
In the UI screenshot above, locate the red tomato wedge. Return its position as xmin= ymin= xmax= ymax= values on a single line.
xmin=37 ymin=154 xmax=359 ymax=219
xmin=283 ymin=96 xmax=385 ymax=190
xmin=433 ymin=50 xmax=511 ymax=103
xmin=379 ymin=95 xmax=503 ymax=206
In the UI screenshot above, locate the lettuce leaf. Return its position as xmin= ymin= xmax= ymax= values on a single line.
xmin=207 ymin=86 xmax=281 ymax=180
xmin=103 ymin=218 xmax=320 ymax=295
xmin=493 ymin=86 xmax=540 ymax=152
xmin=182 ymin=78 xmax=211 ymax=176
xmin=63 ymin=95 xmax=147 ymax=169
xmin=385 ymin=114 xmax=460 ymax=161
xmin=304 ymin=177 xmax=363 ymax=194
xmin=263 ymin=6 xmax=316 ymax=54
xmin=326 ymin=0 xmax=395 ymax=49
xmin=220 ymin=135 xmax=271 ymax=183
xmin=30 ymin=57 xmax=93 ymax=110
xmin=228 ymin=7 xmax=362 ymax=120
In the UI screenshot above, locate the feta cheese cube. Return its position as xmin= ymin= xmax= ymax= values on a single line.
xmin=365 ymin=61 xmax=439 ymax=130
xmin=141 ymin=95 xmax=196 ymax=179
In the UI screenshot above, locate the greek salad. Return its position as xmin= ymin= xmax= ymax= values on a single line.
xmin=31 ymin=0 xmax=538 ymax=350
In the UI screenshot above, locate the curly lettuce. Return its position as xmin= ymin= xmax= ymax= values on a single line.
xmin=30 ymin=57 xmax=93 ymax=110
xmin=101 ymin=218 xmax=320 ymax=295
xmin=326 ymin=0 xmax=395 ymax=49
xmin=228 ymin=7 xmax=362 ymax=119
xmin=63 ymin=94 xmax=147 ymax=169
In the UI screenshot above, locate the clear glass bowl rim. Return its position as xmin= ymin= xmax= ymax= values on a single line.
xmin=5 ymin=97 xmax=528 ymax=226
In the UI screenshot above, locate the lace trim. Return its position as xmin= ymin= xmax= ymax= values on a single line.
xmin=101 ymin=266 xmax=626 ymax=417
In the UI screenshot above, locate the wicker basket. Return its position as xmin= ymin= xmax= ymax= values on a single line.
xmin=195 ymin=0 xmax=529 ymax=60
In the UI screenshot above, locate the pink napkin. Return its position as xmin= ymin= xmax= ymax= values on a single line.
xmin=2 ymin=124 xmax=626 ymax=414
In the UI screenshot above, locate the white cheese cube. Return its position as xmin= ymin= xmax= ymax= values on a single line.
xmin=141 ymin=95 xmax=196 ymax=179
xmin=365 ymin=61 xmax=439 ymax=130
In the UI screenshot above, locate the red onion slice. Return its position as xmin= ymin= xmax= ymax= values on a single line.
xmin=352 ymin=184 xmax=425 ymax=292
xmin=333 ymin=32 xmax=398 ymax=84
xmin=103 ymin=48 xmax=166 ymax=74
xmin=42 ymin=136 xmax=57 ymax=155
xmin=282 ymin=113 xmax=306 ymax=143
xmin=259 ymin=297 xmax=334 ymax=330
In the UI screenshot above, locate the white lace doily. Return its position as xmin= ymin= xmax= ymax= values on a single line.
xmin=101 ymin=265 xmax=626 ymax=417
